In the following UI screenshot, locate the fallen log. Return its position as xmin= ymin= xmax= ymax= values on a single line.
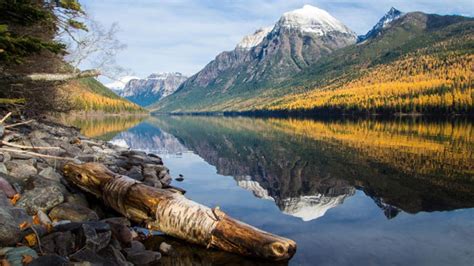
xmin=63 ymin=162 xmax=296 ymax=261
xmin=0 ymin=69 xmax=100 ymax=83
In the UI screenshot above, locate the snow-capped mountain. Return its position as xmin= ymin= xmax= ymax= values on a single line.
xmin=281 ymin=191 xmax=355 ymax=221
xmin=276 ymin=4 xmax=354 ymax=35
xmin=120 ymin=72 xmax=188 ymax=107
xmin=358 ymin=7 xmax=404 ymax=42
xmin=152 ymin=4 xmax=357 ymax=111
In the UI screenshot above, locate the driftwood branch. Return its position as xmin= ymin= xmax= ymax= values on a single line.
xmin=0 ymin=148 xmax=74 ymax=161
xmin=63 ymin=162 xmax=297 ymax=261
xmin=4 ymin=119 xmax=35 ymax=128
xmin=0 ymin=112 xmax=12 ymax=124
xmin=0 ymin=140 xmax=61 ymax=150
xmin=0 ymin=69 xmax=100 ymax=83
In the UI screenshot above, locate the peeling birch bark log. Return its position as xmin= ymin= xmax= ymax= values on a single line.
xmin=0 ymin=69 xmax=100 ymax=83
xmin=63 ymin=162 xmax=297 ymax=261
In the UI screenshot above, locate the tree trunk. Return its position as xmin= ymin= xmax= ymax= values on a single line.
xmin=63 ymin=162 xmax=296 ymax=261
xmin=0 ymin=69 xmax=100 ymax=83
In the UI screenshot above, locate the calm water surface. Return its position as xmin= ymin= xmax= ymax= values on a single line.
xmin=68 ymin=115 xmax=474 ymax=266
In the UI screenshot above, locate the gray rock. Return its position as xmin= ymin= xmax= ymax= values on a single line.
xmin=17 ymin=184 xmax=64 ymax=214
xmin=0 ymin=176 xmax=16 ymax=197
xmin=39 ymin=167 xmax=62 ymax=182
xmin=0 ymin=162 xmax=8 ymax=174
xmin=60 ymin=142 xmax=83 ymax=157
xmin=29 ymin=130 xmax=49 ymax=139
xmin=5 ymin=160 xmax=37 ymax=180
xmin=126 ymin=165 xmax=143 ymax=181
xmin=123 ymin=240 xmax=145 ymax=257
xmin=81 ymin=143 xmax=94 ymax=154
xmin=65 ymin=193 xmax=89 ymax=208
xmin=49 ymin=203 xmax=99 ymax=222
xmin=41 ymin=231 xmax=76 ymax=256
xmin=0 ymin=152 xmax=11 ymax=162
xmin=78 ymin=223 xmax=110 ymax=252
xmin=103 ymin=219 xmax=132 ymax=247
xmin=0 ymin=206 xmax=20 ymax=246
xmin=98 ymin=245 xmax=133 ymax=266
xmin=9 ymin=207 xmax=32 ymax=225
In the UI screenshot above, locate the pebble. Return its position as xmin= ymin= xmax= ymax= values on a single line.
xmin=159 ymin=241 xmax=174 ymax=256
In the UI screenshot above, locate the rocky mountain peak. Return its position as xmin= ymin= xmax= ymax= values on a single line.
xmin=276 ymin=5 xmax=355 ymax=36
xmin=358 ymin=7 xmax=404 ymax=42
xmin=236 ymin=27 xmax=273 ymax=50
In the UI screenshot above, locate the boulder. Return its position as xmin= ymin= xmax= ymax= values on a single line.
xmin=16 ymin=184 xmax=64 ymax=214
xmin=49 ymin=203 xmax=98 ymax=222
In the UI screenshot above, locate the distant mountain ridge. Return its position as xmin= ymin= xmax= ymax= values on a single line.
xmin=151 ymin=6 xmax=473 ymax=115
xmin=120 ymin=72 xmax=187 ymax=107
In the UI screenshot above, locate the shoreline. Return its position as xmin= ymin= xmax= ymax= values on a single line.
xmin=0 ymin=117 xmax=175 ymax=265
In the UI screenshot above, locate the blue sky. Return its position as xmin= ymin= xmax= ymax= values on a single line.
xmin=79 ymin=0 xmax=474 ymax=80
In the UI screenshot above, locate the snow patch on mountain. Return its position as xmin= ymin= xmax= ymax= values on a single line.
xmin=104 ymin=76 xmax=139 ymax=91
xmin=276 ymin=5 xmax=355 ymax=36
xmin=235 ymin=176 xmax=274 ymax=200
xmin=236 ymin=27 xmax=273 ymax=50
xmin=281 ymin=191 xmax=355 ymax=221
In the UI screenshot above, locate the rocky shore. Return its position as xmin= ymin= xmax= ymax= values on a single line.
xmin=0 ymin=116 xmax=179 ymax=265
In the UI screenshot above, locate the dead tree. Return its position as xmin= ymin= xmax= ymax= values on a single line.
xmin=63 ymin=162 xmax=297 ymax=261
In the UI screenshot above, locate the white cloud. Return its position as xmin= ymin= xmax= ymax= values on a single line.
xmin=80 ymin=0 xmax=474 ymax=80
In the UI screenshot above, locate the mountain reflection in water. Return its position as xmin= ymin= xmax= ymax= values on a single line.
xmin=72 ymin=115 xmax=474 ymax=265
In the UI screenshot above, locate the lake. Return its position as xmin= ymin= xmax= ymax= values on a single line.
xmin=67 ymin=115 xmax=474 ymax=266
